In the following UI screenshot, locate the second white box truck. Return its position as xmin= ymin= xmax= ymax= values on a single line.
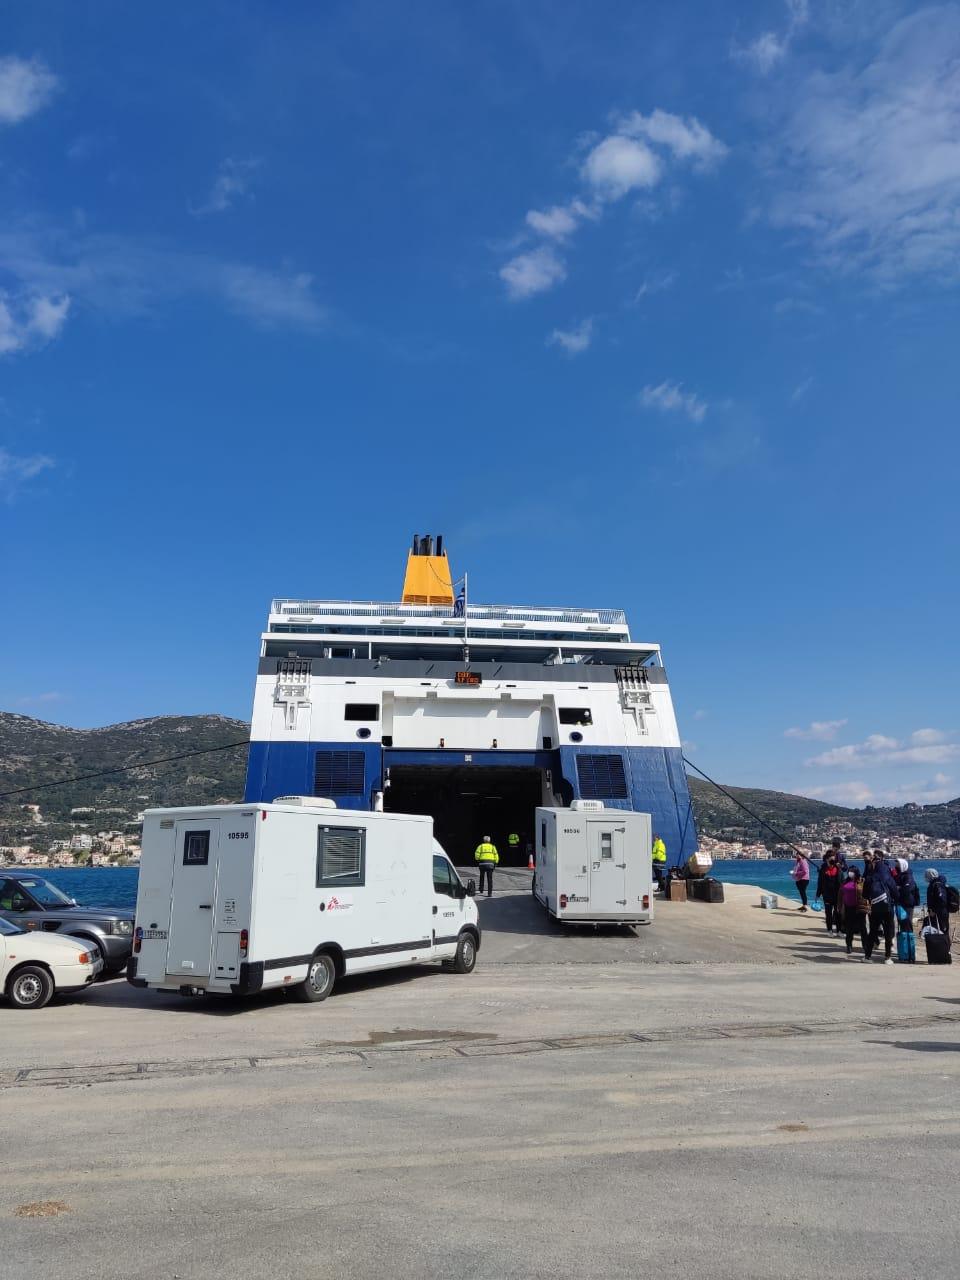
xmin=128 ymin=798 xmax=481 ymax=1002
xmin=533 ymin=802 xmax=653 ymax=926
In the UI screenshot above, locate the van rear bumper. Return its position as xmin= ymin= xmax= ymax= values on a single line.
xmin=230 ymin=961 xmax=264 ymax=996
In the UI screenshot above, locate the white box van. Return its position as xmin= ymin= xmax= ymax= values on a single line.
xmin=128 ymin=799 xmax=481 ymax=1002
xmin=533 ymin=803 xmax=653 ymax=926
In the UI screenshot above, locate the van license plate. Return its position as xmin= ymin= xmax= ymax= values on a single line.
xmin=142 ymin=929 xmax=168 ymax=940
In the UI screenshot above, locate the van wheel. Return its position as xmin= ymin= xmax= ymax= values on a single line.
xmin=8 ymin=965 xmax=54 ymax=1010
xmin=453 ymin=933 xmax=477 ymax=974
xmin=296 ymin=953 xmax=336 ymax=1002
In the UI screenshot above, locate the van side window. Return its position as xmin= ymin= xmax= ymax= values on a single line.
xmin=432 ymin=855 xmax=454 ymax=896
xmin=316 ymin=827 xmax=365 ymax=887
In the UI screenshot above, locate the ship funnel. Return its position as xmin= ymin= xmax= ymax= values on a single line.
xmin=402 ymin=533 xmax=453 ymax=605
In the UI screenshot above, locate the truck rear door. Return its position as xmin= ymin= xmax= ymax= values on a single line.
xmin=587 ymin=820 xmax=627 ymax=915
xmin=166 ymin=820 xmax=221 ymax=978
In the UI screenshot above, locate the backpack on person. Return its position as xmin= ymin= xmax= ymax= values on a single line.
xmin=946 ymin=883 xmax=960 ymax=914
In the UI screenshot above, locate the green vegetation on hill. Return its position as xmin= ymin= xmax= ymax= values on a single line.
xmin=1 ymin=712 xmax=958 ymax=847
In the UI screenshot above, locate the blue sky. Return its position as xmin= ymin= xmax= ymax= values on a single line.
xmin=1 ymin=1 xmax=958 ymax=807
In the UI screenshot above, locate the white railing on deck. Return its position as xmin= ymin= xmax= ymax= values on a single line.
xmin=270 ymin=599 xmax=628 ymax=626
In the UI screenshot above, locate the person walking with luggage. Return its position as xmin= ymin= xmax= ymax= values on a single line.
xmin=816 ymin=853 xmax=842 ymax=935
xmin=894 ymin=858 xmax=919 ymax=964
xmin=863 ymin=850 xmax=897 ymax=964
xmin=474 ymin=835 xmax=499 ymax=897
xmin=925 ymin=868 xmax=950 ymax=934
xmin=840 ymin=870 xmax=870 ymax=957
xmin=790 ymin=851 xmax=811 ymax=912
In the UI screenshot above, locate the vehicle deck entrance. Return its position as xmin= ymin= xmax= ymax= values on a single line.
xmin=383 ymin=764 xmax=543 ymax=866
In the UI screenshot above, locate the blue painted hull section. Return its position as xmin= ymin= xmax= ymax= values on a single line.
xmin=244 ymin=740 xmax=698 ymax=864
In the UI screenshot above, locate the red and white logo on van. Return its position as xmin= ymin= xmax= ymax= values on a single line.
xmin=326 ymin=894 xmax=354 ymax=913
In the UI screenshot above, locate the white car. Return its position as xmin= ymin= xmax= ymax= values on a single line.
xmin=0 ymin=915 xmax=103 ymax=1009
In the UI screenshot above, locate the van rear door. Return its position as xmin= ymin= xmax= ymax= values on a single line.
xmin=586 ymin=819 xmax=627 ymax=915
xmin=166 ymin=820 xmax=221 ymax=977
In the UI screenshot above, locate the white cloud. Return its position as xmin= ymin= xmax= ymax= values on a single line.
xmin=501 ymin=108 xmax=725 ymax=297
xmin=16 ymin=691 xmax=64 ymax=706
xmin=525 ymin=200 xmax=595 ymax=240
xmin=791 ymin=375 xmax=814 ymax=402
xmin=499 ymin=245 xmax=566 ymax=300
xmin=784 ymin=718 xmax=847 ymax=741
xmin=633 ymin=272 xmax=676 ymax=302
xmin=911 ymin=728 xmax=948 ymax=746
xmin=693 ymin=709 xmax=708 ymax=721
xmin=807 ymin=730 xmax=960 ymax=768
xmin=806 ymin=780 xmax=876 ymax=807
xmin=733 ymin=31 xmax=788 ymax=75
xmin=0 ymin=226 xmax=329 ymax=334
xmin=732 ymin=0 xmax=809 ymax=76
xmin=619 ymin=109 xmax=728 ymax=168
xmin=582 ymin=135 xmax=661 ymax=199
xmin=547 ymin=318 xmax=593 ymax=355
xmin=770 ymin=7 xmax=960 ymax=283
xmin=0 ymin=448 xmax=54 ymax=500
xmin=639 ymin=381 xmax=707 ymax=423
xmin=809 ymin=774 xmax=957 ymax=807
xmin=0 ymin=56 xmax=58 ymax=125
xmin=192 ymin=158 xmax=260 ymax=216
xmin=0 ymin=291 xmax=71 ymax=356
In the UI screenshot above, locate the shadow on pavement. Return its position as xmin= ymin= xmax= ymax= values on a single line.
xmin=55 ymin=959 xmax=446 ymax=1017
xmin=475 ymin=889 xmax=638 ymax=939
xmin=868 ymin=1040 xmax=960 ymax=1053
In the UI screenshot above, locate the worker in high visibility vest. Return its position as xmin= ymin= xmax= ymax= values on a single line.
xmin=652 ymin=834 xmax=667 ymax=892
xmin=507 ymin=832 xmax=520 ymax=857
xmin=474 ymin=835 xmax=499 ymax=897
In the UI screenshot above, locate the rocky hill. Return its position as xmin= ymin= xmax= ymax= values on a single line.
xmin=0 ymin=712 xmax=249 ymax=845
xmin=1 ymin=712 xmax=958 ymax=847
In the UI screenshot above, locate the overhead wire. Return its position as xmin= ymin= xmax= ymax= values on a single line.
xmin=0 ymin=739 xmax=250 ymax=804
xmin=682 ymin=754 xmax=803 ymax=856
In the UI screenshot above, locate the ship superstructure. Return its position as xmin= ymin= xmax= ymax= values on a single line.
xmin=244 ymin=536 xmax=698 ymax=865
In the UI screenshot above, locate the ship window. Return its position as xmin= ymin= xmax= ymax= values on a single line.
xmin=559 ymin=707 xmax=593 ymax=726
xmin=314 ymin=750 xmax=366 ymax=797
xmin=576 ymin=754 xmax=628 ymax=800
xmin=344 ymin=703 xmax=379 ymax=721
xmin=316 ymin=827 xmax=365 ymax=887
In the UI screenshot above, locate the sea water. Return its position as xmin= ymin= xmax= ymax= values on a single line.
xmin=42 ymin=858 xmax=960 ymax=914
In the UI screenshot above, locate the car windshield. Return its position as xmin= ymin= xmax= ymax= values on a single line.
xmin=14 ymin=877 xmax=75 ymax=907
xmin=0 ymin=916 xmax=24 ymax=936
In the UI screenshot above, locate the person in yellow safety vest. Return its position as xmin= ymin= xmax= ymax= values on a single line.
xmin=474 ymin=835 xmax=499 ymax=897
xmin=652 ymin=834 xmax=667 ymax=893
xmin=507 ymin=832 xmax=520 ymax=858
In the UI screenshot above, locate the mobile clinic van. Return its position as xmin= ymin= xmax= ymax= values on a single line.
xmin=533 ymin=802 xmax=653 ymax=926
xmin=128 ymin=798 xmax=481 ymax=1002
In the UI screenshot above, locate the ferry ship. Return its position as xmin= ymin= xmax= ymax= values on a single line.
xmin=244 ymin=536 xmax=698 ymax=866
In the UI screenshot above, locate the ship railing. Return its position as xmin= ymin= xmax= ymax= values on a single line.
xmin=270 ymin=600 xmax=628 ymax=626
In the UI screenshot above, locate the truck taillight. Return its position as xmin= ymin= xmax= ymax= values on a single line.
xmin=642 ymin=895 xmax=650 ymax=910
xmin=240 ymin=929 xmax=249 ymax=957
xmin=133 ymin=926 xmax=143 ymax=954
xmin=559 ymin=894 xmax=568 ymax=909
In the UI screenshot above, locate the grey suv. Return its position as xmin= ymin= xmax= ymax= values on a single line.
xmin=0 ymin=872 xmax=134 ymax=976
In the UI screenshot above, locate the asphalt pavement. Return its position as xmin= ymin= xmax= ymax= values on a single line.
xmin=4 ymin=877 xmax=960 ymax=1278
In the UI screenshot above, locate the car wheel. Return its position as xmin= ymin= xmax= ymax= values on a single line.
xmin=453 ymin=932 xmax=477 ymax=974
xmin=295 ymin=952 xmax=336 ymax=1002
xmin=8 ymin=965 xmax=54 ymax=1010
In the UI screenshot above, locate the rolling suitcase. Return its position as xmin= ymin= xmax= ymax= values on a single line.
xmin=923 ymin=928 xmax=952 ymax=966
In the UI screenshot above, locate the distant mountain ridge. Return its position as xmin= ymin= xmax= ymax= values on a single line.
xmin=1 ymin=712 xmax=958 ymax=845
